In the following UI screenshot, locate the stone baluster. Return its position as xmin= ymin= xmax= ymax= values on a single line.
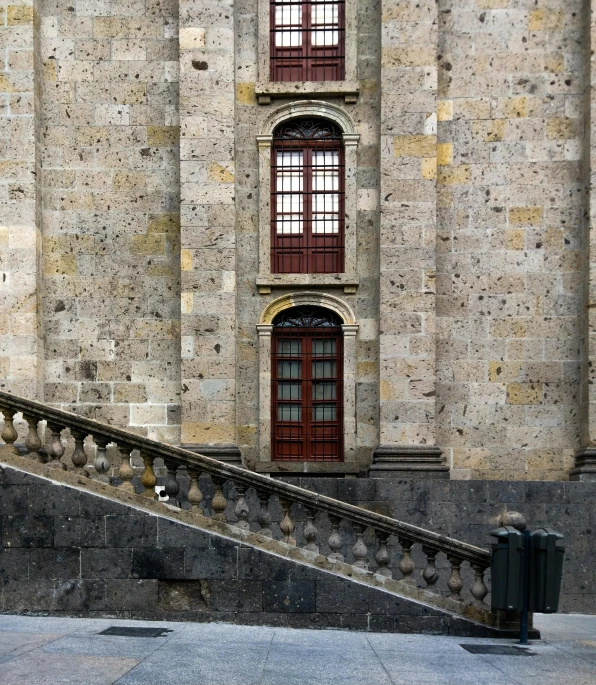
xmin=279 ymin=497 xmax=296 ymax=545
xmin=70 ymin=430 xmax=88 ymax=472
xmin=398 ymin=536 xmax=416 ymax=584
xmin=46 ymin=424 xmax=66 ymax=470
xmin=141 ymin=451 xmax=157 ymax=498
xmin=470 ymin=562 xmax=489 ymax=608
xmin=24 ymin=416 xmax=42 ymax=457
xmin=233 ymin=482 xmax=250 ymax=530
xmin=374 ymin=530 xmax=392 ymax=577
xmin=163 ymin=460 xmax=180 ymax=507
xmin=303 ymin=507 xmax=319 ymax=553
xmin=422 ymin=546 xmax=439 ymax=587
xmin=352 ymin=523 xmax=368 ymax=569
xmin=210 ymin=476 xmax=228 ymax=522
xmin=447 ymin=555 xmax=464 ymax=599
xmin=93 ymin=437 xmax=110 ymax=482
xmin=327 ymin=514 xmax=344 ymax=562
xmin=187 ymin=468 xmax=203 ymax=512
xmin=0 ymin=409 xmax=18 ymax=453
xmin=118 ymin=446 xmax=135 ymax=493
xmin=256 ymin=490 xmax=273 ymax=537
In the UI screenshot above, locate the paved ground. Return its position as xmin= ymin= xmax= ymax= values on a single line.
xmin=0 ymin=613 xmax=594 ymax=685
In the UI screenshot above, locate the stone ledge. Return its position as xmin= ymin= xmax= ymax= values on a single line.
xmin=255 ymin=461 xmax=361 ymax=476
xmin=256 ymin=273 xmax=360 ymax=295
xmin=181 ymin=444 xmax=243 ymax=466
xmin=370 ymin=445 xmax=450 ymax=479
xmin=255 ymin=81 xmax=360 ymax=104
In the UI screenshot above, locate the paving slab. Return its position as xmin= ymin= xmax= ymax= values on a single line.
xmin=0 ymin=613 xmax=593 ymax=685
xmin=0 ymin=651 xmax=140 ymax=685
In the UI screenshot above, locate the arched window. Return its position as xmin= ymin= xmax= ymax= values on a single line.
xmin=271 ymin=306 xmax=344 ymax=461
xmin=271 ymin=118 xmax=344 ymax=274
xmin=270 ymin=0 xmax=345 ymax=82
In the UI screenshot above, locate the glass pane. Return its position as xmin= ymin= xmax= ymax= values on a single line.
xmin=276 ymin=216 xmax=303 ymax=234
xmin=313 ymin=404 xmax=336 ymax=421
xmin=312 ymin=171 xmax=339 ymax=193
xmin=278 ymin=360 xmax=302 ymax=379
xmin=312 ymin=339 xmax=336 ymax=356
xmin=312 ymin=360 xmax=336 ymax=378
xmin=312 ymin=216 xmax=339 ymax=234
xmin=278 ymin=339 xmax=301 ymax=355
xmin=278 ymin=382 xmax=302 ymax=400
xmin=278 ymin=150 xmax=304 ymax=168
xmin=278 ymin=404 xmax=302 ymax=422
xmin=312 ymin=29 xmax=338 ymax=46
xmin=312 ymin=382 xmax=336 ymax=400
xmin=275 ymin=3 xmax=302 ymax=47
xmin=312 ymin=150 xmax=338 ymax=167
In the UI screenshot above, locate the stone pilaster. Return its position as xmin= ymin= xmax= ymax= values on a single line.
xmin=0 ymin=0 xmax=42 ymax=400
xmin=371 ymin=0 xmax=446 ymax=477
xmin=179 ymin=0 xmax=240 ymax=463
xmin=573 ymin=0 xmax=596 ymax=481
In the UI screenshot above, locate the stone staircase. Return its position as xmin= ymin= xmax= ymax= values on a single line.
xmin=0 ymin=391 xmax=518 ymax=636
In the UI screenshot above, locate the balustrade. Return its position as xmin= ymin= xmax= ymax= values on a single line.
xmin=0 ymin=392 xmax=493 ymax=613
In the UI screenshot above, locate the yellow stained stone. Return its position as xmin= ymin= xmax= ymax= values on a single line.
xmin=394 ymin=134 xmax=436 ymax=158
xmin=509 ymin=207 xmax=543 ymax=226
xmin=437 ymin=143 xmax=453 ymax=166
xmin=236 ymin=83 xmax=256 ymax=105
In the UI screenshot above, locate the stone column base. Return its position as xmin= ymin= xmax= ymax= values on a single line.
xmin=369 ymin=445 xmax=449 ymax=479
xmin=180 ymin=444 xmax=243 ymax=466
xmin=570 ymin=447 xmax=596 ymax=481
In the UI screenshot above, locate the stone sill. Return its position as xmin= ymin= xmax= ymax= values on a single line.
xmin=256 ymin=273 xmax=359 ymax=294
xmin=255 ymin=461 xmax=361 ymax=476
xmin=255 ymin=81 xmax=359 ymax=104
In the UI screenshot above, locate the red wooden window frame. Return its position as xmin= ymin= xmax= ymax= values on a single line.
xmin=270 ymin=0 xmax=345 ymax=82
xmin=272 ymin=308 xmax=344 ymax=462
xmin=271 ymin=119 xmax=345 ymax=274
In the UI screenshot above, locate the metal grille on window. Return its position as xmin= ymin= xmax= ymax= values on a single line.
xmin=270 ymin=0 xmax=345 ymax=82
xmin=272 ymin=119 xmax=344 ymax=274
xmin=272 ymin=307 xmax=343 ymax=462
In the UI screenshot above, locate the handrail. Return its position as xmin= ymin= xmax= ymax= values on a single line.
xmin=0 ymin=390 xmax=489 ymax=565
xmin=0 ymin=389 xmax=491 ymax=611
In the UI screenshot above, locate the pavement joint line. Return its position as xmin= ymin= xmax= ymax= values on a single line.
xmin=364 ymin=633 xmax=399 ymax=685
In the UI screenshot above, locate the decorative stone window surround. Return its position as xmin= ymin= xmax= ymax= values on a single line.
xmin=256 ymin=0 xmax=359 ymax=104
xmin=256 ymin=292 xmax=359 ymax=473
xmin=257 ymin=101 xmax=360 ymax=294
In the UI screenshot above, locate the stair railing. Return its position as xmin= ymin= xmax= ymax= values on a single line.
xmin=0 ymin=390 xmax=490 ymax=610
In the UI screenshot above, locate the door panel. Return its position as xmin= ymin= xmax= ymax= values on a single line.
xmin=272 ymin=328 xmax=343 ymax=461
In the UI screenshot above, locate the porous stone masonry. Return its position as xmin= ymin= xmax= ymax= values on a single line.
xmin=39 ymin=0 xmax=181 ymax=442
xmin=2 ymin=0 xmax=596 ymax=480
xmin=0 ymin=0 xmax=42 ymax=399
xmin=436 ymin=0 xmax=586 ymax=480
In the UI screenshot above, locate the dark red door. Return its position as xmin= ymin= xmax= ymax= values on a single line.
xmin=272 ymin=327 xmax=343 ymax=461
xmin=270 ymin=0 xmax=345 ymax=82
xmin=271 ymin=137 xmax=344 ymax=274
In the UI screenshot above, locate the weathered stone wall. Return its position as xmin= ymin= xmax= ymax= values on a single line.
xmin=178 ymin=0 xmax=237 ymax=452
xmin=1 ymin=0 xmax=596 ymax=480
xmin=285 ymin=475 xmax=596 ymax=614
xmin=0 ymin=0 xmax=42 ymax=399
xmin=39 ymin=0 xmax=181 ymax=441
xmin=436 ymin=1 xmax=586 ymax=479
xmin=0 ymin=464 xmax=500 ymax=635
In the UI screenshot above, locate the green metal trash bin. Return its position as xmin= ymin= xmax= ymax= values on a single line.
xmin=529 ymin=527 xmax=564 ymax=613
xmin=490 ymin=526 xmax=525 ymax=611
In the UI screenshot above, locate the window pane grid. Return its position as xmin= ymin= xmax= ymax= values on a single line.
xmin=270 ymin=0 xmax=345 ymax=82
xmin=272 ymin=136 xmax=344 ymax=274
xmin=272 ymin=327 xmax=343 ymax=462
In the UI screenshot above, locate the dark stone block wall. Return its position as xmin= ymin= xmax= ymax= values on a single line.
xmin=0 ymin=465 xmax=498 ymax=636
xmin=281 ymin=477 xmax=596 ymax=614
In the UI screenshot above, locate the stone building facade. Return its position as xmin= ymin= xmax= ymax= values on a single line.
xmin=1 ymin=0 xmax=595 ymax=482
